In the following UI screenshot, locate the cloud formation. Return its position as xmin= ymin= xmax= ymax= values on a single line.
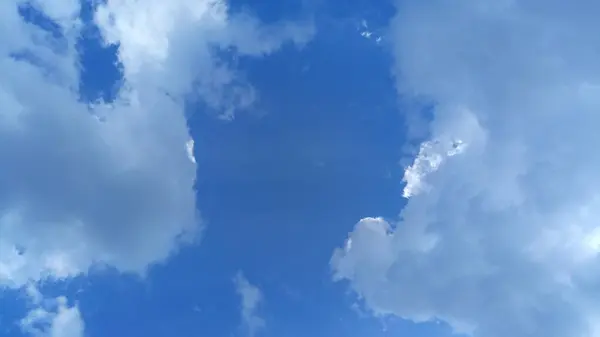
xmin=20 ymin=286 xmax=84 ymax=337
xmin=0 ymin=0 xmax=314 ymax=288
xmin=234 ymin=272 xmax=265 ymax=336
xmin=332 ymin=1 xmax=600 ymax=336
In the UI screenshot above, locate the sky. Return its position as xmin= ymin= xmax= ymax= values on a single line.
xmin=3 ymin=1 xmax=600 ymax=337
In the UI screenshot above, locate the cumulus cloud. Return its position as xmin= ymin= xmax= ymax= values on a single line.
xmin=0 ymin=0 xmax=314 ymax=288
xmin=332 ymin=1 xmax=600 ymax=337
xmin=234 ymin=272 xmax=265 ymax=336
xmin=20 ymin=289 xmax=84 ymax=337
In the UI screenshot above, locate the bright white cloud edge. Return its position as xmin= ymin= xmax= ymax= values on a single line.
xmin=331 ymin=1 xmax=600 ymax=337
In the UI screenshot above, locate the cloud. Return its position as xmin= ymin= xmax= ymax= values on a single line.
xmin=331 ymin=1 xmax=600 ymax=337
xmin=0 ymin=0 xmax=314 ymax=288
xmin=20 ymin=290 xmax=84 ymax=337
xmin=234 ymin=272 xmax=265 ymax=336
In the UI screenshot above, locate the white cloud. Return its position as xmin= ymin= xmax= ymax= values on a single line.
xmin=234 ymin=272 xmax=265 ymax=336
xmin=332 ymin=1 xmax=600 ymax=337
xmin=21 ymin=292 xmax=84 ymax=337
xmin=0 ymin=0 xmax=314 ymax=288
xmin=186 ymin=138 xmax=197 ymax=164
xmin=358 ymin=19 xmax=382 ymax=44
xmin=93 ymin=0 xmax=314 ymax=120
xmin=402 ymin=137 xmax=467 ymax=198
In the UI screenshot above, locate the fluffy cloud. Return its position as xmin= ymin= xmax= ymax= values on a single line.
xmin=21 ymin=287 xmax=84 ymax=337
xmin=0 ymin=0 xmax=314 ymax=288
xmin=332 ymin=1 xmax=600 ymax=337
xmin=234 ymin=272 xmax=265 ymax=336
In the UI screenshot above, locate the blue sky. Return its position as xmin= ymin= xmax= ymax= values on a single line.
xmin=3 ymin=1 xmax=416 ymax=336
xmin=3 ymin=1 xmax=600 ymax=337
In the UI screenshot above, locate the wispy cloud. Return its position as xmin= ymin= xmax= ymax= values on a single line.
xmin=234 ymin=272 xmax=265 ymax=337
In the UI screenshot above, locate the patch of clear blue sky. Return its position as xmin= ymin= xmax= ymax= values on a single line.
xmin=1 ymin=1 xmax=457 ymax=337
